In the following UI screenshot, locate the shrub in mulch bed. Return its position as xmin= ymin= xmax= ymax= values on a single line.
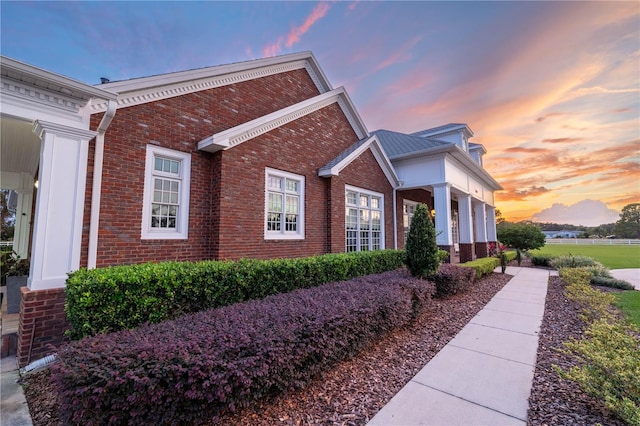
xmin=428 ymin=263 xmax=476 ymax=298
xmin=50 ymin=270 xmax=435 ymax=425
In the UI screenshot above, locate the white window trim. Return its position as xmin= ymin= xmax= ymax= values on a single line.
xmin=264 ymin=168 xmax=305 ymax=240
xmin=141 ymin=145 xmax=191 ymax=240
xmin=403 ymin=200 xmax=419 ymax=242
xmin=345 ymin=185 xmax=385 ymax=251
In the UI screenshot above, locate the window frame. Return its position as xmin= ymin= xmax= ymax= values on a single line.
xmin=264 ymin=168 xmax=305 ymax=240
xmin=345 ymin=185 xmax=385 ymax=252
xmin=141 ymin=145 xmax=191 ymax=240
xmin=403 ymin=200 xmax=419 ymax=243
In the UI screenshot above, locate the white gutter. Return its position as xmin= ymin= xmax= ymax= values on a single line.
xmin=87 ymin=100 xmax=117 ymax=268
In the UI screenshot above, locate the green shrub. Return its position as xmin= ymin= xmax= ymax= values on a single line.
xmin=555 ymin=319 xmax=640 ymax=425
xmin=65 ymin=250 xmax=405 ymax=339
xmin=531 ymin=254 xmax=554 ymax=267
xmin=590 ymin=276 xmax=635 ymax=290
xmin=459 ymin=257 xmax=499 ymax=280
xmin=405 ymin=204 xmax=440 ymax=278
xmin=551 ymin=255 xmax=600 ymax=269
xmin=556 ymin=265 xmax=640 ymax=423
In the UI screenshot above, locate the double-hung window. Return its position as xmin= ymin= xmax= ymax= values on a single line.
xmin=265 ymin=168 xmax=305 ymax=240
xmin=345 ymin=186 xmax=384 ymax=252
xmin=141 ymin=145 xmax=191 ymax=239
xmin=403 ymin=200 xmax=418 ymax=243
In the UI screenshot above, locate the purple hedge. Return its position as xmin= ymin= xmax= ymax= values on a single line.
xmin=51 ymin=270 xmax=435 ymax=425
xmin=428 ymin=263 xmax=476 ymax=298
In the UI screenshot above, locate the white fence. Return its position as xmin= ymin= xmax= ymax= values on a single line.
xmin=545 ymin=238 xmax=640 ymax=245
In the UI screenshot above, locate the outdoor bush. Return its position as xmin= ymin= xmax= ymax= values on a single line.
xmin=459 ymin=257 xmax=499 ymax=280
xmin=551 ymin=255 xmax=600 ymax=269
xmin=590 ymin=276 xmax=635 ymax=290
xmin=555 ymin=319 xmax=640 ymax=425
xmin=503 ymin=250 xmax=518 ymax=262
xmin=530 ymin=254 xmax=554 ymax=267
xmin=555 ymin=266 xmax=640 ymax=423
xmin=52 ymin=270 xmax=436 ymax=425
xmin=559 ymin=267 xmax=616 ymax=322
xmin=405 ymin=204 xmax=440 ymax=278
xmin=65 ymin=250 xmax=405 ymax=339
xmin=428 ymin=263 xmax=476 ymax=298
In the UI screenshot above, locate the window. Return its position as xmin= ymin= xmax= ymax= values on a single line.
xmin=345 ymin=186 xmax=384 ymax=252
xmin=403 ymin=200 xmax=418 ymax=243
xmin=141 ymin=145 xmax=191 ymax=239
xmin=265 ymin=168 xmax=305 ymax=240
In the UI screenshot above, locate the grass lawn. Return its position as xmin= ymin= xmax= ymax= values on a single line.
xmin=530 ymin=244 xmax=640 ymax=269
xmin=614 ymin=291 xmax=640 ymax=328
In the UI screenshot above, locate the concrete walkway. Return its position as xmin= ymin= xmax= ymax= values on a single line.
xmin=368 ymin=266 xmax=551 ymax=426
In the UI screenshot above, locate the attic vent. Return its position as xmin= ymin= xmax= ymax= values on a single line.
xmin=100 ymin=77 xmax=110 ymax=84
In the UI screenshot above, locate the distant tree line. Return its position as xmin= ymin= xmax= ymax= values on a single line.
xmin=496 ymin=203 xmax=640 ymax=239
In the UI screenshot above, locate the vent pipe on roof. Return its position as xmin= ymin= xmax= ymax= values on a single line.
xmin=100 ymin=77 xmax=110 ymax=84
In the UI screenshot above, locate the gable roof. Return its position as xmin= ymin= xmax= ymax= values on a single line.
xmin=373 ymin=128 xmax=502 ymax=191
xmin=372 ymin=129 xmax=451 ymax=159
xmin=411 ymin=123 xmax=473 ymax=138
xmin=90 ymin=51 xmax=332 ymax=113
xmin=319 ymin=135 xmax=399 ymax=188
xmin=198 ymin=87 xmax=368 ymax=153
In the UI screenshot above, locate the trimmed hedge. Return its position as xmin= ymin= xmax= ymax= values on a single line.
xmin=52 ymin=270 xmax=436 ymax=425
xmin=428 ymin=263 xmax=476 ymax=298
xmin=65 ymin=250 xmax=405 ymax=339
xmin=459 ymin=257 xmax=499 ymax=280
xmin=531 ymin=254 xmax=554 ymax=267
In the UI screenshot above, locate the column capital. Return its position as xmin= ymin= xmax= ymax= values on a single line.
xmin=33 ymin=120 xmax=97 ymax=141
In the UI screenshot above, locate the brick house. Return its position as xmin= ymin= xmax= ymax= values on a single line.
xmin=0 ymin=52 xmax=501 ymax=365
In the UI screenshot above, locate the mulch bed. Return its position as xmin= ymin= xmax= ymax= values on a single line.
xmin=21 ymin=263 xmax=627 ymax=425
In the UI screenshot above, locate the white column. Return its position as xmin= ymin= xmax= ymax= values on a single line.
xmin=433 ymin=184 xmax=452 ymax=246
xmin=29 ymin=120 xmax=96 ymax=290
xmin=486 ymin=205 xmax=497 ymax=241
xmin=458 ymin=194 xmax=473 ymax=244
xmin=474 ymin=202 xmax=487 ymax=243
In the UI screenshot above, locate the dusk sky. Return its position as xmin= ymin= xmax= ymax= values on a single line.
xmin=2 ymin=1 xmax=638 ymax=226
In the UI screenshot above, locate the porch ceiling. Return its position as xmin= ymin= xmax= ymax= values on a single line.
xmin=0 ymin=115 xmax=40 ymax=176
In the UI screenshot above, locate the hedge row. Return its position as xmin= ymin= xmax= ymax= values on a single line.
xmin=556 ymin=267 xmax=640 ymax=424
xmin=52 ymin=270 xmax=436 ymax=425
xmin=65 ymin=250 xmax=405 ymax=339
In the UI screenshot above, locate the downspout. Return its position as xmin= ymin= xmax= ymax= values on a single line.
xmin=87 ymin=100 xmax=117 ymax=269
xmin=393 ymin=187 xmax=398 ymax=250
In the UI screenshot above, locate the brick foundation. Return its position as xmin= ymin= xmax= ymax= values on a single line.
xmin=17 ymin=287 xmax=68 ymax=367
xmin=438 ymin=245 xmax=454 ymax=263
xmin=475 ymin=241 xmax=488 ymax=258
xmin=459 ymin=243 xmax=474 ymax=263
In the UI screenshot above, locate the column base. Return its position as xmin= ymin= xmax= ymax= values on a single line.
xmin=475 ymin=242 xmax=488 ymax=258
xmin=459 ymin=243 xmax=475 ymax=263
xmin=438 ymin=245 xmax=454 ymax=263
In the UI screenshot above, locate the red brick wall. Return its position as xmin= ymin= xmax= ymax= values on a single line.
xmin=214 ymin=102 xmax=364 ymax=259
xmin=17 ymin=287 xmax=68 ymax=367
xmin=329 ymin=149 xmax=395 ymax=252
xmin=85 ymin=69 xmax=322 ymax=267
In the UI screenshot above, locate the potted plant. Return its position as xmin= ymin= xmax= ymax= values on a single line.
xmin=1 ymin=251 xmax=30 ymax=314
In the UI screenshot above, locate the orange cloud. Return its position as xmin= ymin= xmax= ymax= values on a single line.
xmin=541 ymin=137 xmax=583 ymax=144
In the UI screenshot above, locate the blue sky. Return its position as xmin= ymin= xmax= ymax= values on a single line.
xmin=2 ymin=1 xmax=639 ymax=225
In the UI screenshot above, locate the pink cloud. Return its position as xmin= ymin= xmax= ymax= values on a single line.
xmin=262 ymin=2 xmax=330 ymax=57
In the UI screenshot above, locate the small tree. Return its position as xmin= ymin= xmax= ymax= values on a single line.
xmin=405 ymin=203 xmax=440 ymax=278
xmin=614 ymin=203 xmax=640 ymax=239
xmin=497 ymin=223 xmax=546 ymax=265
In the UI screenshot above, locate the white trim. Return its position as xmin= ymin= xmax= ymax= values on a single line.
xmin=198 ymin=87 xmax=368 ymax=153
xmin=264 ymin=168 xmax=305 ymax=240
xmin=91 ymin=52 xmax=332 ymax=113
xmin=141 ymin=145 xmax=191 ymax=240
xmin=345 ymin=185 xmax=385 ymax=251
